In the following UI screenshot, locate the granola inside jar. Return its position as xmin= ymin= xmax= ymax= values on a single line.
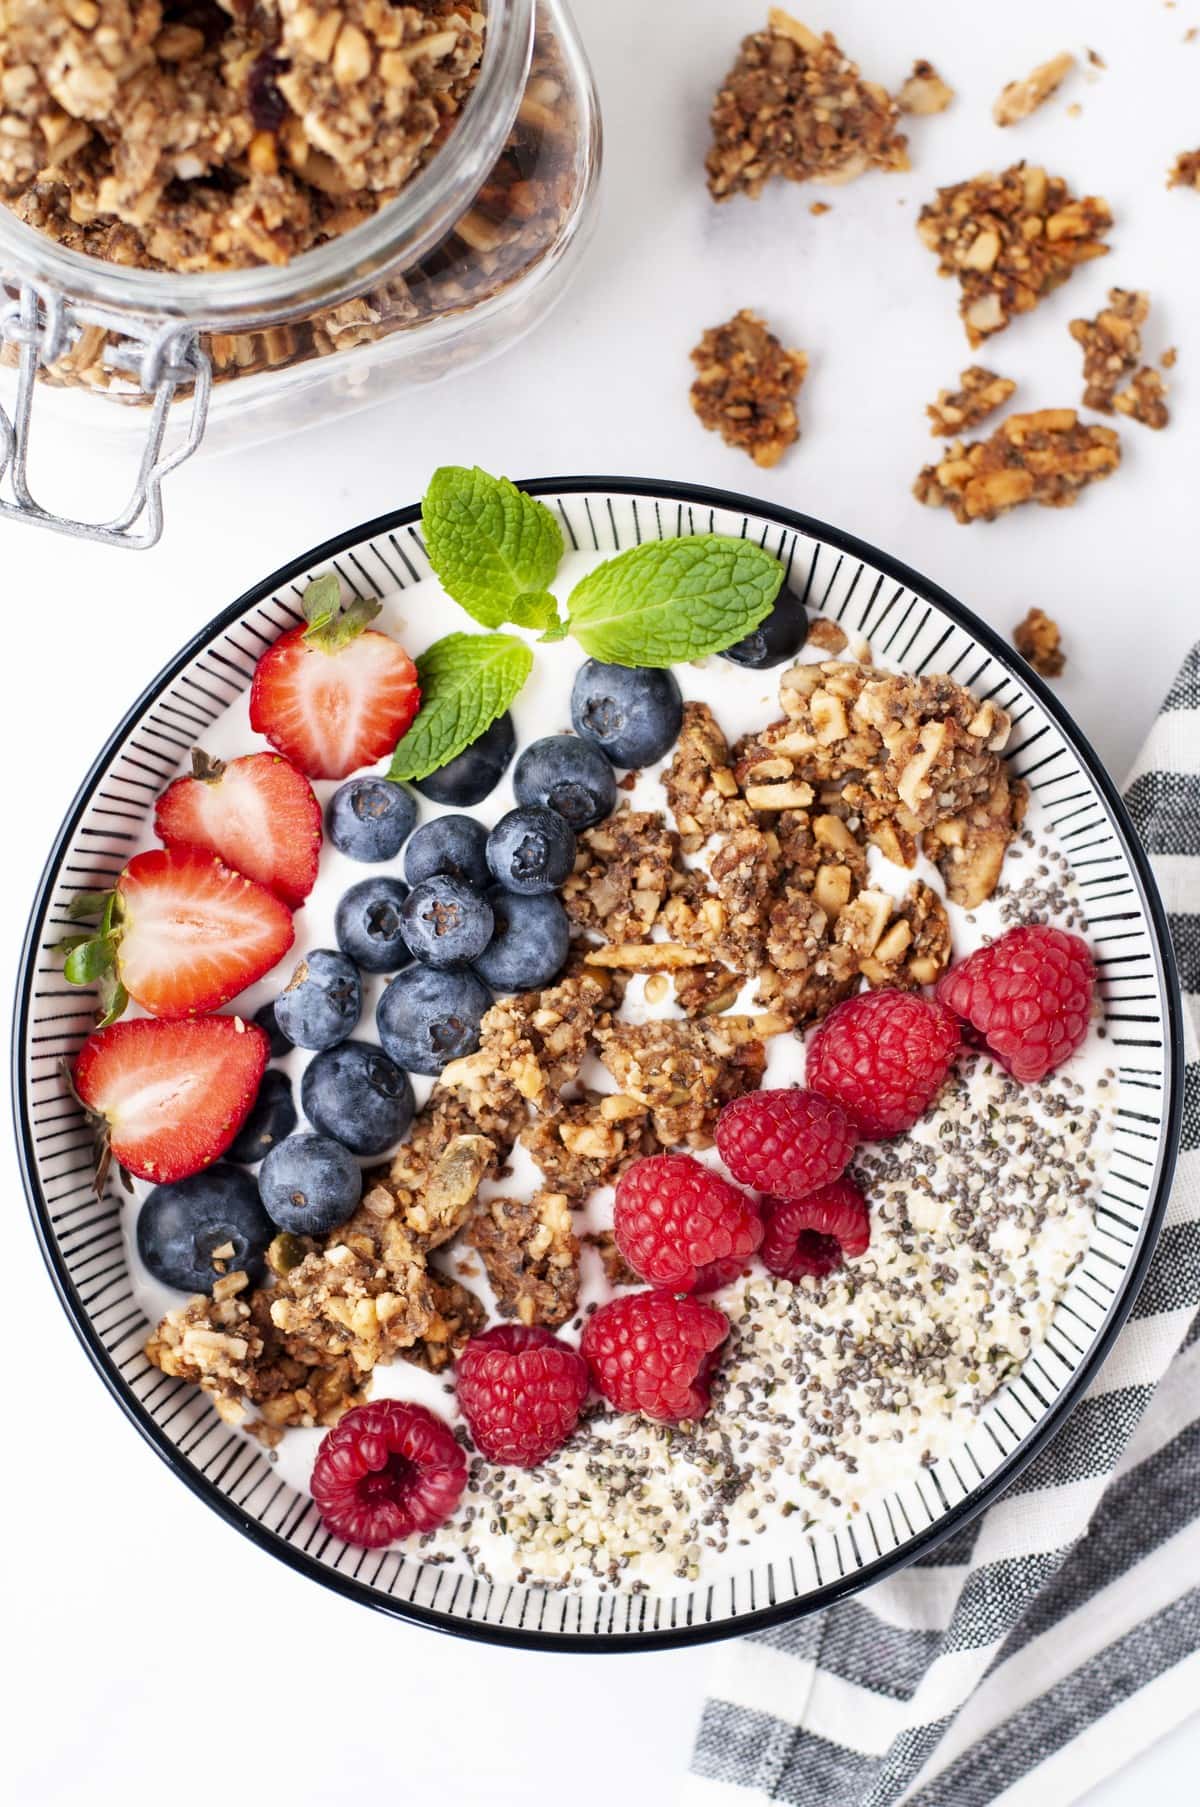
xmin=0 ymin=0 xmax=599 ymax=464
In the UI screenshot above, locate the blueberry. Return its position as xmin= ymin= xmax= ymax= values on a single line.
xmin=413 ymin=711 xmax=515 ymax=806
xmin=259 ymin=1132 xmax=362 ymax=1236
xmin=570 ymin=660 xmax=682 ymax=768
xmin=253 ymin=999 xmax=293 ymax=1058
xmin=137 ymin=1164 xmax=274 ymax=1293
xmin=486 ymin=806 xmax=576 ymax=896
xmin=274 ymin=949 xmax=361 ymax=1050
xmin=474 ymin=886 xmax=570 ymax=992
xmin=513 ymin=735 xmax=617 ymax=831
xmin=377 ymin=965 xmax=492 ymax=1076
xmin=335 ymin=876 xmax=412 ymax=974
xmin=326 ymin=776 xmax=417 ymax=862
xmin=227 ymin=1069 xmax=297 ymax=1165
xmin=721 ymin=589 xmax=810 ymax=669
xmin=401 ymin=875 xmax=494 ymax=970
xmin=301 ymin=1041 xmax=415 ymax=1157
xmin=404 ymin=814 xmax=489 ymax=890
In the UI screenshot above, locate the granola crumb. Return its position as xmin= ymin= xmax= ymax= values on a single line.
xmin=918 ymin=165 xmax=1112 ymax=345
xmin=705 ymin=9 xmax=908 ymax=202
xmin=1086 ymin=47 xmax=1107 ymax=67
xmin=806 ymin=617 xmax=849 ymax=654
xmin=689 ymin=309 xmax=808 ymax=469
xmin=1162 ymin=346 xmax=1178 ymax=368
xmin=1168 ymin=149 xmax=1200 ymax=190
xmin=897 ymin=59 xmax=955 ymax=117
xmin=1113 ymin=367 xmax=1170 ymax=430
xmin=809 ymin=201 xmax=831 ymax=215
xmin=993 ymin=53 xmax=1077 ymax=127
xmin=1066 ymin=103 xmax=1083 ymax=119
xmin=1069 ymin=288 xmax=1150 ymax=413
xmin=914 ymin=409 xmax=1121 ymax=523
xmin=926 ymin=367 xmax=1017 ymax=436
xmin=1013 ymin=608 xmax=1066 ymax=678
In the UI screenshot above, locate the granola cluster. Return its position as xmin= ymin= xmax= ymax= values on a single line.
xmin=1068 ymin=288 xmax=1170 ymax=428
xmin=914 ymin=408 xmax=1121 ymax=523
xmin=689 ymin=309 xmax=808 ymax=468
xmin=926 ymin=366 xmax=1016 ymax=437
xmin=1168 ymin=149 xmax=1200 ymax=192
xmin=705 ymin=9 xmax=908 ymax=202
xmin=917 ymin=164 xmax=1112 ymax=345
xmin=897 ymin=60 xmax=954 ymax=117
xmin=1013 ymin=607 xmax=1066 ymax=679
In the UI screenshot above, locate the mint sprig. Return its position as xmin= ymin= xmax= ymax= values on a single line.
xmin=389 ymin=632 xmax=532 ymax=782
xmin=422 ymin=466 xmax=563 ymax=633
xmin=564 ymin=534 xmax=783 ymax=667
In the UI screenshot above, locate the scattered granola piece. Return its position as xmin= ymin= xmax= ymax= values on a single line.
xmin=914 ymin=409 xmax=1121 ymax=522
xmin=465 ymin=1191 xmax=580 ymax=1329
xmin=927 ymin=367 xmax=1017 ymax=436
xmin=401 ymin=1270 xmax=486 ymax=1373
xmin=584 ymin=1231 xmax=641 ymax=1290
xmin=993 ymin=53 xmax=1077 ymax=127
xmin=1069 ymin=287 xmax=1149 ymax=411
xmin=1114 ymin=367 xmax=1170 ymax=430
xmin=689 ymin=309 xmax=808 ymax=468
xmin=918 ymin=165 xmax=1112 ymax=344
xmin=1013 ymin=608 xmax=1067 ymax=678
xmin=563 ymin=809 xmax=680 ymax=941
xmin=806 ymin=617 xmax=849 ymax=653
xmin=1168 ymin=149 xmax=1200 ymax=190
xmin=898 ymin=59 xmax=955 ymax=116
xmin=859 ymin=882 xmax=952 ymax=990
xmin=1086 ymin=48 xmax=1106 ymax=68
xmin=705 ymin=9 xmax=908 ymax=202
xmin=923 ymin=770 xmax=1028 ymax=910
xmin=1162 ymin=346 xmax=1178 ymax=369
xmin=809 ymin=200 xmax=831 ymax=215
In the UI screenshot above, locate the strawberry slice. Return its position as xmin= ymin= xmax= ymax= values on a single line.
xmin=73 ymin=1015 xmax=270 ymax=1184
xmin=249 ymin=575 xmax=420 ymax=781
xmin=155 ymin=749 xmax=322 ymax=908
xmin=64 ymin=848 xmax=294 ymax=1021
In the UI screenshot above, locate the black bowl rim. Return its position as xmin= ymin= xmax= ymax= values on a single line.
xmin=13 ymin=474 xmax=1184 ymax=1653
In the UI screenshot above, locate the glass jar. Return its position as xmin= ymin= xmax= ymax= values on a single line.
xmin=0 ymin=0 xmax=600 ymax=547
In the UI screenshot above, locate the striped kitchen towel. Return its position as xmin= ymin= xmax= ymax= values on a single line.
xmin=687 ymin=644 xmax=1200 ymax=1807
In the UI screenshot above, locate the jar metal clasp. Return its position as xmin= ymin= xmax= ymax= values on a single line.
xmin=0 ymin=279 xmax=211 ymax=550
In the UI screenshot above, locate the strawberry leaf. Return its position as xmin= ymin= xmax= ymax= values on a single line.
xmin=300 ymin=575 xmax=382 ymax=651
xmin=64 ymin=937 xmax=116 ymax=985
xmin=65 ymin=891 xmax=109 ymax=921
xmin=96 ymin=974 xmax=129 ymax=1030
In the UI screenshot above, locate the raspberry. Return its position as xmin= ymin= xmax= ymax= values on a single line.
xmin=715 ymin=1087 xmax=857 ymax=1199
xmin=456 ymin=1324 xmax=589 ymax=1466
xmin=936 ymin=924 xmax=1095 ymax=1084
xmin=806 ymin=989 xmax=961 ymax=1138
xmin=310 ymin=1399 xmax=467 ymax=1549
xmin=761 ymin=1178 xmax=871 ymax=1281
xmin=581 ymin=1292 xmax=729 ymax=1422
xmin=613 ymin=1153 xmax=763 ymax=1293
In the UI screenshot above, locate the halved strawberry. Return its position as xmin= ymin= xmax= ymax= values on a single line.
xmin=155 ymin=749 xmax=322 ymax=907
xmin=249 ymin=575 xmax=420 ymax=781
xmin=73 ymin=1015 xmax=269 ymax=1184
xmin=64 ymin=848 xmax=294 ymax=1021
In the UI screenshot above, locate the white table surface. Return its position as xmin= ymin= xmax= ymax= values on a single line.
xmin=5 ymin=2 xmax=1198 ymax=1802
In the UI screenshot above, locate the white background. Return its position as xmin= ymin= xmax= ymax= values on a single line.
xmin=4 ymin=2 xmax=1198 ymax=1803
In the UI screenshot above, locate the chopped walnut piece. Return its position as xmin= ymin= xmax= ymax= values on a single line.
xmin=898 ymin=59 xmax=955 ymax=116
xmin=1113 ymin=367 xmax=1170 ymax=430
xmin=993 ymin=52 xmax=1076 ymax=126
xmin=1168 ymin=149 xmax=1200 ymax=191
xmin=705 ymin=9 xmax=908 ymax=202
xmin=914 ymin=409 xmax=1121 ymax=523
xmin=465 ymin=1191 xmax=580 ymax=1329
xmin=400 ymin=1269 xmax=485 ymax=1373
xmin=584 ymin=1231 xmax=641 ymax=1289
xmin=443 ymin=969 xmax=616 ymax=1108
xmin=520 ymin=1093 xmax=659 ymax=1202
xmin=927 ymin=367 xmax=1017 ymax=436
xmin=596 ymin=1014 xmax=780 ymax=1148
xmin=563 ymin=810 xmax=680 ymax=942
xmin=689 ymin=310 xmax=808 ymax=469
xmin=918 ymin=165 xmax=1112 ymax=344
xmin=664 ymin=703 xmax=753 ymax=847
xmin=923 ymin=770 xmax=1028 ymax=910
xmin=1069 ymin=288 xmax=1149 ymax=412
xmin=1013 ymin=607 xmax=1066 ymax=677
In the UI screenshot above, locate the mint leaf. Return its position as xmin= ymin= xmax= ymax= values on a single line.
xmin=422 ymin=466 xmax=564 ymax=630
xmin=565 ymin=534 xmax=783 ymax=667
xmin=389 ymin=632 xmax=532 ymax=782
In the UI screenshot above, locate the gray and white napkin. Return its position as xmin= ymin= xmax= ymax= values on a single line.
xmin=687 ymin=645 xmax=1200 ymax=1807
